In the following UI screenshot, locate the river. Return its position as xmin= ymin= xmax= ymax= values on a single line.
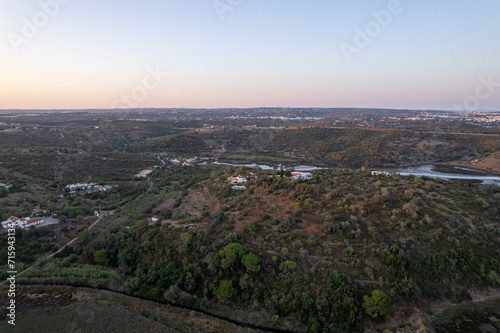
xmin=211 ymin=162 xmax=500 ymax=185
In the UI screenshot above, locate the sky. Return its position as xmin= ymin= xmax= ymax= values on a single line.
xmin=0 ymin=0 xmax=499 ymax=110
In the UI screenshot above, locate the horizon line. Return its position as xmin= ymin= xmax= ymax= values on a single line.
xmin=0 ymin=107 xmax=499 ymax=113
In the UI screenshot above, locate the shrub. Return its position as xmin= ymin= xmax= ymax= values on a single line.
xmin=94 ymin=249 xmax=109 ymax=265
xmin=219 ymin=243 xmax=247 ymax=268
xmin=216 ymin=280 xmax=236 ymax=304
xmin=363 ymin=290 xmax=391 ymax=321
xmin=241 ymin=253 xmax=261 ymax=273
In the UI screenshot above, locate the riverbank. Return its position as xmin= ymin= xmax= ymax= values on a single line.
xmin=210 ymin=161 xmax=500 ymax=185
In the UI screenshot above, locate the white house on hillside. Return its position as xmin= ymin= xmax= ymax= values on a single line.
xmin=1 ymin=216 xmax=44 ymax=229
xmin=371 ymin=170 xmax=389 ymax=176
xmin=227 ymin=176 xmax=247 ymax=184
xmin=291 ymin=172 xmax=312 ymax=180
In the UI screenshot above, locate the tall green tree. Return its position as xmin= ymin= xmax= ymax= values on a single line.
xmin=241 ymin=253 xmax=261 ymax=273
xmin=219 ymin=243 xmax=247 ymax=268
xmin=216 ymin=280 xmax=236 ymax=304
xmin=363 ymin=289 xmax=391 ymax=321
xmin=94 ymin=249 xmax=109 ymax=265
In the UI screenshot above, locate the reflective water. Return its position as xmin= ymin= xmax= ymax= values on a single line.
xmin=386 ymin=165 xmax=500 ymax=184
xmin=211 ymin=162 xmax=500 ymax=184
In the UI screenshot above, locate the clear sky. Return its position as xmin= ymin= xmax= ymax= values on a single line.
xmin=1 ymin=0 xmax=499 ymax=110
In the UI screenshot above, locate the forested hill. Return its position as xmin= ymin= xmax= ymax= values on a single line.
xmin=14 ymin=165 xmax=500 ymax=332
xmin=138 ymin=126 xmax=500 ymax=170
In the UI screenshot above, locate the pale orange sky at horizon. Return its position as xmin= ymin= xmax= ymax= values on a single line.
xmin=1 ymin=0 xmax=499 ymax=111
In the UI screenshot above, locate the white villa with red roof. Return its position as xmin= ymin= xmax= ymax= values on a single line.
xmin=1 ymin=216 xmax=45 ymax=229
xmin=227 ymin=175 xmax=247 ymax=184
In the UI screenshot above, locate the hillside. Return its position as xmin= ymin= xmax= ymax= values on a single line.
xmin=9 ymin=164 xmax=500 ymax=332
xmin=138 ymin=126 xmax=500 ymax=171
xmin=1 ymin=111 xmax=500 ymax=332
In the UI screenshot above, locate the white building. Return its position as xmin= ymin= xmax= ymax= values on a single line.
xmin=66 ymin=183 xmax=111 ymax=192
xmin=227 ymin=176 xmax=247 ymax=184
xmin=2 ymin=216 xmax=44 ymax=229
xmin=67 ymin=183 xmax=95 ymax=190
xmin=291 ymin=172 xmax=312 ymax=180
xmin=371 ymin=170 xmax=389 ymax=176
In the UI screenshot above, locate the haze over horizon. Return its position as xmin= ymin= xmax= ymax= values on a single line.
xmin=1 ymin=0 xmax=499 ymax=110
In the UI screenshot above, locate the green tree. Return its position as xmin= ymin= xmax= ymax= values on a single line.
xmin=77 ymin=229 xmax=92 ymax=244
xmin=71 ymin=197 xmax=81 ymax=206
xmin=118 ymin=248 xmax=135 ymax=273
xmin=241 ymin=253 xmax=261 ymax=273
xmin=279 ymin=260 xmax=297 ymax=272
xmin=204 ymin=253 xmax=220 ymax=273
xmin=363 ymin=289 xmax=391 ymax=321
xmin=94 ymin=249 xmax=109 ymax=265
xmin=243 ymin=221 xmax=261 ymax=236
xmin=136 ymin=219 xmax=149 ymax=229
xmin=177 ymin=232 xmax=192 ymax=254
xmin=35 ymin=226 xmax=50 ymax=237
xmin=216 ymin=280 xmax=236 ymax=304
xmin=219 ymin=243 xmax=247 ymax=268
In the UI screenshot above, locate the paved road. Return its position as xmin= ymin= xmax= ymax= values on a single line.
xmin=38 ymin=216 xmax=59 ymax=227
xmin=146 ymin=176 xmax=154 ymax=193
xmin=147 ymin=155 xmax=167 ymax=193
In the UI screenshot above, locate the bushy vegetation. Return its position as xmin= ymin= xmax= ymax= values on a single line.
xmin=3 ymin=112 xmax=500 ymax=332
xmin=15 ymin=164 xmax=499 ymax=332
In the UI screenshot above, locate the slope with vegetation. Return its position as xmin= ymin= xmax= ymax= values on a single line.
xmin=13 ymin=164 xmax=500 ymax=332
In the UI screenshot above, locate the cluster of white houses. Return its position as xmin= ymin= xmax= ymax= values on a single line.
xmin=0 ymin=182 xmax=12 ymax=189
xmin=2 ymin=216 xmax=45 ymax=229
xmin=66 ymin=183 xmax=112 ymax=192
xmin=226 ymin=172 xmax=312 ymax=189
xmin=371 ymin=170 xmax=389 ymax=176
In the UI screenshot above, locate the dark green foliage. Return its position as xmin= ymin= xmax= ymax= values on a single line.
xmin=77 ymin=229 xmax=92 ymax=244
xmin=11 ymin=147 xmax=499 ymax=333
xmin=135 ymin=219 xmax=149 ymax=229
xmin=243 ymin=220 xmax=262 ymax=235
xmin=216 ymin=280 xmax=236 ymax=304
xmin=94 ymin=249 xmax=109 ymax=265
xmin=241 ymin=253 xmax=261 ymax=273
xmin=177 ymin=233 xmax=192 ymax=254
xmin=219 ymin=243 xmax=247 ymax=268
xmin=363 ymin=290 xmax=391 ymax=321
